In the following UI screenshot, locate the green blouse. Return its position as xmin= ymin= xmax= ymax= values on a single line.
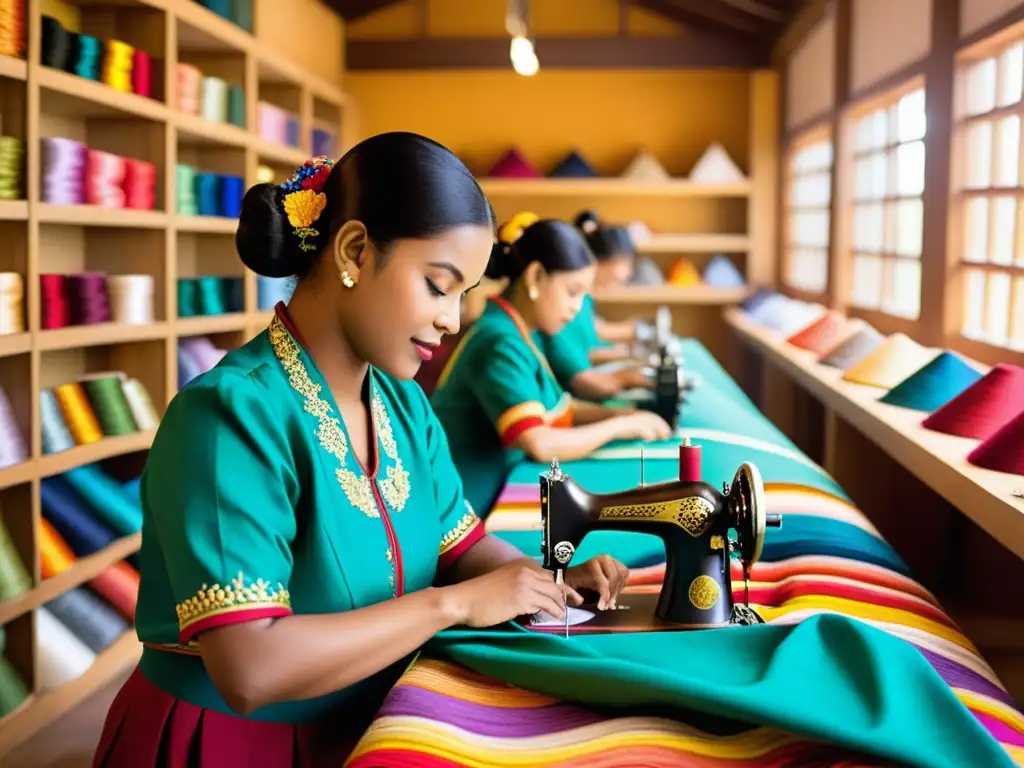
xmin=431 ymin=297 xmax=572 ymax=517
xmin=540 ymin=294 xmax=609 ymax=390
xmin=135 ymin=305 xmax=484 ymax=724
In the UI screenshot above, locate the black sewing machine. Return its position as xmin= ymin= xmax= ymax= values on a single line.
xmin=539 ymin=449 xmax=782 ymax=628
xmin=635 ymin=344 xmax=694 ymax=430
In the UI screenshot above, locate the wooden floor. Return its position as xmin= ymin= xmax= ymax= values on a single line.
xmin=3 ymin=671 xmax=127 ymax=768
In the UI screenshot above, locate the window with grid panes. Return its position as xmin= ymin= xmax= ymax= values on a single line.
xmin=958 ymin=40 xmax=1024 ymax=351
xmin=784 ymin=137 xmax=833 ymax=293
xmin=849 ymin=87 xmax=927 ymax=319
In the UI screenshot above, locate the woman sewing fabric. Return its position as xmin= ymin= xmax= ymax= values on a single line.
xmin=92 ymin=134 xmax=630 ymax=768
xmin=430 ymin=215 xmax=672 ymax=517
xmin=540 ymin=211 xmax=656 ymax=400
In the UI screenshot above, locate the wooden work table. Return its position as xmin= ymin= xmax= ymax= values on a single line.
xmin=725 ymin=308 xmax=1024 ymax=560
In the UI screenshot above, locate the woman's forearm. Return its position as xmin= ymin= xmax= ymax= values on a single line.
xmin=515 ymin=421 xmax=622 ymax=464
xmin=439 ymin=535 xmax=531 ymax=584
xmin=198 ymin=586 xmax=461 ymax=714
xmin=589 ymin=344 xmax=633 ymax=365
xmin=572 ymin=398 xmax=630 ymax=424
xmin=594 ymin=317 xmax=637 ymax=344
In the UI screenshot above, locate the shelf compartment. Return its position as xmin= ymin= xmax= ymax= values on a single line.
xmin=175 ymin=0 xmax=253 ymax=55
xmin=0 ymin=630 xmax=141 ymax=754
xmin=38 ymin=224 xmax=167 ymax=325
xmin=48 ymin=0 xmax=168 ymax=105
xmin=175 ymin=143 xmax=246 ymax=219
xmin=176 ymin=231 xmax=242 ymax=278
xmin=175 ymin=50 xmax=247 ymax=132
xmin=39 ymin=341 xmax=166 ymax=452
xmin=0 ymin=533 xmax=141 ymax=627
xmin=37 ymin=322 xmax=168 ymax=351
xmin=0 ymin=484 xmax=34 ymax=604
xmin=37 ymin=67 xmax=168 ymax=123
xmin=0 ymin=222 xmax=28 ymax=335
xmin=0 ymin=353 xmax=31 ymax=481
xmin=0 ymin=612 xmax=35 ymax=726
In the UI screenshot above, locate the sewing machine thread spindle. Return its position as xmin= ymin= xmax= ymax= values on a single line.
xmin=640 ymin=447 xmax=645 ymax=487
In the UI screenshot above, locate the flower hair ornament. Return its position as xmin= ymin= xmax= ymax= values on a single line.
xmin=280 ymin=156 xmax=334 ymax=252
xmin=496 ymin=210 xmax=538 ymax=254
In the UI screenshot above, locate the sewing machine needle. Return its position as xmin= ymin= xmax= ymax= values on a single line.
xmin=557 ymin=568 xmax=569 ymax=639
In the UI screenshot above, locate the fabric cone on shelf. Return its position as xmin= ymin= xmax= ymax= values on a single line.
xmin=487 ymin=148 xmax=542 ymax=179
xmin=549 ymin=149 xmax=599 ymax=178
xmin=631 ymin=257 xmax=665 ymax=285
xmin=741 ymin=288 xmax=778 ymax=314
xmin=818 ymin=325 xmax=884 ymax=369
xmin=688 ymin=142 xmax=746 ymax=184
xmin=621 ymin=150 xmax=671 ymax=182
xmin=626 ymin=221 xmax=652 ymax=246
xmin=772 ymin=302 xmax=826 ymax=337
xmin=667 ymin=258 xmax=702 ymax=286
xmin=702 ymin=255 xmax=744 ymax=288
xmin=787 ymin=312 xmax=859 ymax=356
xmin=879 ymin=351 xmax=985 ymax=412
xmin=921 ymin=363 xmax=1024 ymax=440
xmin=967 ymin=409 xmax=1024 ymax=475
xmin=840 ymin=333 xmax=939 ymax=389
xmin=746 ymin=293 xmax=790 ymax=326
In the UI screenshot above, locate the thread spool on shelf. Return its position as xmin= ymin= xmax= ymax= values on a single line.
xmin=0 ymin=385 xmax=29 ymax=469
xmin=0 ymin=135 xmax=24 ymax=200
xmin=0 ymin=272 xmax=25 ymax=334
xmin=0 ymin=0 xmax=26 ymax=58
xmin=107 ymin=275 xmax=155 ymax=325
xmin=41 ymin=374 xmax=159 ymax=453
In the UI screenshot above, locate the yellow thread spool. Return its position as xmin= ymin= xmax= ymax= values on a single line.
xmin=53 ymin=383 xmax=103 ymax=445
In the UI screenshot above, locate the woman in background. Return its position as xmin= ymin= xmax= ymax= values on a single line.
xmin=541 ymin=211 xmax=656 ymax=400
xmin=93 ymin=135 xmax=629 ymax=768
xmin=431 ymin=215 xmax=671 ymax=517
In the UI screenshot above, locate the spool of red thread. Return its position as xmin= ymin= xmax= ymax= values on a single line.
xmin=132 ymin=50 xmax=151 ymax=98
xmin=40 ymin=274 xmax=71 ymax=330
xmin=679 ymin=436 xmax=701 ymax=482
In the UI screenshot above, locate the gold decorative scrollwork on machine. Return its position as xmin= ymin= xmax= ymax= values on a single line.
xmin=598 ymin=496 xmax=715 ymax=537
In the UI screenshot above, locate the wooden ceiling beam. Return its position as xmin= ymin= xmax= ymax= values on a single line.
xmin=325 ymin=0 xmax=404 ymax=22
xmin=346 ymin=35 xmax=772 ymax=70
xmin=643 ymin=0 xmax=767 ymax=36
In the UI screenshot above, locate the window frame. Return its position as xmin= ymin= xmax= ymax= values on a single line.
xmin=840 ymin=76 xmax=928 ymax=325
xmin=781 ymin=124 xmax=834 ymax=300
xmin=949 ymin=26 xmax=1024 ymax=364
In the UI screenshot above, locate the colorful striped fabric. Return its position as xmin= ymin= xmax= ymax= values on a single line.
xmin=347 ymin=339 xmax=1023 ymax=767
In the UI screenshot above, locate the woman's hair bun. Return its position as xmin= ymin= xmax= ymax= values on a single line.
xmin=235 ymin=182 xmax=317 ymax=278
xmin=574 ymin=209 xmax=600 ymax=235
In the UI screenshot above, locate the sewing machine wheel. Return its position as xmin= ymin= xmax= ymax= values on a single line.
xmin=731 ymin=462 xmax=767 ymax=566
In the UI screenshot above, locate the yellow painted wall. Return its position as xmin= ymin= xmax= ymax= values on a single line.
xmin=257 ymin=0 xmax=345 ymax=85
xmin=348 ymin=0 xmax=686 ymax=39
xmin=346 ymin=69 xmax=750 ymax=178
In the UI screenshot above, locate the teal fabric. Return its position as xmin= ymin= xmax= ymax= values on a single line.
xmin=429 ymin=616 xmax=1015 ymax=768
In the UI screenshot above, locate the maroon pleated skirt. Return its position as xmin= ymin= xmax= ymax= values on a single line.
xmin=93 ymin=667 xmax=358 ymax=767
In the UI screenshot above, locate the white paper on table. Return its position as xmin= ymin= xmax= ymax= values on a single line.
xmin=530 ymin=607 xmax=596 ymax=627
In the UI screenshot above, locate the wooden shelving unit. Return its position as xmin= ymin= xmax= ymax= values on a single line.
xmin=0 ymin=0 xmax=346 ymax=753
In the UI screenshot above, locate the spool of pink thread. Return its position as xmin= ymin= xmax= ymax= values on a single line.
xmin=679 ymin=436 xmax=701 ymax=482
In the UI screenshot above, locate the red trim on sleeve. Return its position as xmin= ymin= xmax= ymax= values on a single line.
xmin=437 ymin=521 xmax=486 ymax=572
xmin=178 ymin=605 xmax=293 ymax=644
xmin=500 ymin=416 xmax=545 ymax=446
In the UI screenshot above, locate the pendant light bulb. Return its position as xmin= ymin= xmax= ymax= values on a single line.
xmin=510 ymin=35 xmax=533 ymax=64
xmin=513 ymin=51 xmax=539 ymax=76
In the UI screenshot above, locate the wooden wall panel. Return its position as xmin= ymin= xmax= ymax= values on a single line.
xmin=785 ymin=16 xmax=835 ymax=131
xmin=961 ymin=0 xmax=1024 ymax=36
xmin=850 ymin=0 xmax=932 ymax=95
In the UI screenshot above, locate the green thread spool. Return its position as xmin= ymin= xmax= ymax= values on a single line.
xmin=178 ymin=277 xmax=198 ymax=317
xmin=176 ymin=163 xmax=198 ymax=216
xmin=0 ymin=649 xmax=29 ymax=717
xmin=228 ymin=85 xmax=246 ymax=128
xmin=197 ymin=276 xmax=226 ymax=316
xmin=81 ymin=375 xmax=138 ymax=436
xmin=0 ymin=516 xmax=31 ymax=602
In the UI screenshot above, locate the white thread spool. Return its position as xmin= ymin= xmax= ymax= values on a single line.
xmin=0 ymin=272 xmax=24 ymax=335
xmin=200 ymin=76 xmax=228 ymax=124
xmin=0 ymin=386 xmax=28 ymax=468
xmin=35 ymin=607 xmax=97 ymax=691
xmin=106 ymin=275 xmax=154 ymax=325
xmin=121 ymin=378 xmax=159 ymax=430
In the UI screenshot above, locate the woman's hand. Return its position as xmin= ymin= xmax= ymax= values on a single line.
xmin=565 ymin=554 xmax=630 ymax=610
xmin=442 ymin=558 xmax=572 ymax=628
xmin=612 ymin=411 xmax=672 ymax=442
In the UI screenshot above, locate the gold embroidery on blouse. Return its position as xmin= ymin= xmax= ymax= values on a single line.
xmin=176 ymin=573 xmax=291 ymax=631
xmin=372 ymin=393 xmax=410 ymax=512
xmin=439 ymin=507 xmax=481 ymax=555
xmin=269 ymin=315 xmax=410 ymax=518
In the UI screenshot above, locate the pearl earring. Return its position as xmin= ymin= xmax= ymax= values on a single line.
xmin=528 ymin=286 xmax=539 ymax=301
xmin=340 ymin=271 xmax=355 ymax=288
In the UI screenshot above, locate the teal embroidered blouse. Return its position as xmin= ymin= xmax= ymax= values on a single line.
xmin=430 ymin=297 xmax=572 ymax=517
xmin=135 ymin=305 xmax=484 ymax=724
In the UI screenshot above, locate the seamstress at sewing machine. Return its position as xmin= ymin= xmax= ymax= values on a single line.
xmin=431 ymin=215 xmax=672 ymax=518
xmin=92 ymin=135 xmax=633 ymax=767
xmin=538 ymin=211 xmax=660 ymax=401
